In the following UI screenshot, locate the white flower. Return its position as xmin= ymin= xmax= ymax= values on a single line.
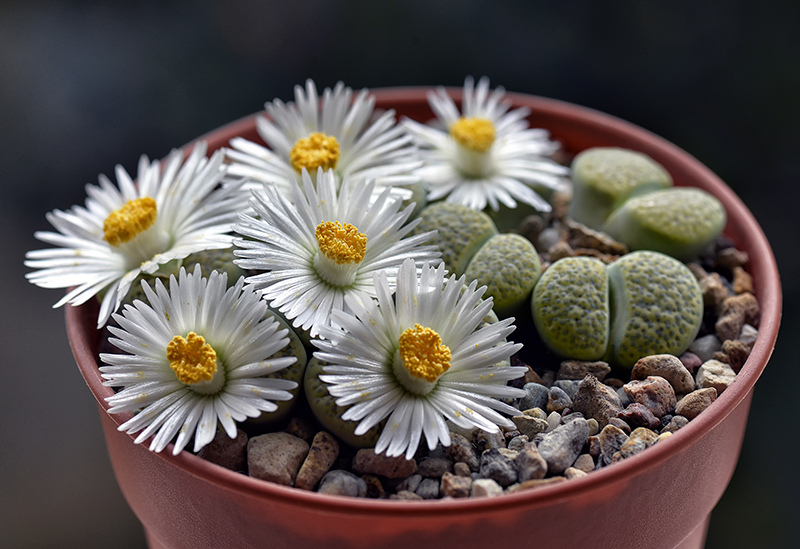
xmin=313 ymin=258 xmax=526 ymax=460
xmin=25 ymin=142 xmax=249 ymax=328
xmin=233 ymin=168 xmax=440 ymax=338
xmin=99 ymin=265 xmax=298 ymax=455
xmin=403 ymin=76 xmax=569 ymax=212
xmin=225 ymin=79 xmax=420 ymax=200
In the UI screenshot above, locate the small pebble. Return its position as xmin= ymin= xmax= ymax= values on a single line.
xmin=571 ymin=375 xmax=623 ymax=428
xmin=417 ymin=457 xmax=454 ymax=478
xmin=247 ymin=432 xmax=309 ymax=486
xmin=739 ymin=324 xmax=759 ymax=348
xmin=295 ymin=431 xmax=340 ymax=491
xmin=446 ymin=432 xmax=480 ymax=471
xmin=396 ymin=474 xmax=422 ymax=493
xmin=716 ymin=293 xmax=760 ymax=342
xmin=678 ymin=352 xmax=703 ymax=375
xmin=631 ymin=354 xmax=695 ymax=394
xmin=623 ymin=376 xmax=677 ymax=417
xmin=612 ymin=427 xmax=659 ymax=462
xmin=713 ymin=339 xmax=751 ymax=373
xmin=538 ymin=417 xmax=590 ymax=475
xmin=675 ymin=388 xmax=718 ymax=420
xmin=546 ymin=411 xmax=562 ymax=432
xmin=522 ymin=365 xmax=546 ymax=385
xmin=512 ymin=415 xmax=549 ymax=439
xmin=515 ymin=442 xmax=548 ymax=482
xmin=689 ymin=334 xmax=722 ymax=363
xmin=556 ymin=360 xmax=611 ymax=381
xmin=476 ymin=429 xmax=506 ymax=452
xmin=453 ymin=462 xmax=472 ymax=477
xmin=352 ymin=449 xmax=418 ymax=479
xmin=699 ymin=272 xmax=730 ymax=307
xmin=617 ymin=403 xmax=661 ymax=430
xmin=506 ymin=477 xmax=567 ymax=494
xmin=196 ymin=428 xmax=248 ymax=472
xmin=573 ymin=454 xmax=596 ymax=473
xmin=440 ymin=472 xmax=472 ymax=498
xmin=470 ymin=478 xmax=504 ymax=497
xmin=391 ymin=490 xmax=423 ymax=500
xmin=547 ymin=386 xmax=573 ymax=413
xmin=507 ymin=435 xmax=530 ymax=452
xmin=564 ymin=467 xmax=588 ymax=480
xmin=524 ymin=407 xmax=549 ymax=420
xmin=317 ymin=470 xmax=367 ymax=497
xmin=415 ymin=478 xmax=440 ymax=499
xmin=715 ymin=247 xmax=749 ymax=270
xmin=479 ymin=448 xmax=518 ymax=487
xmin=732 ymin=266 xmax=754 ymax=294
xmin=554 ymin=380 xmax=582 ymax=399
xmin=607 ymin=417 xmax=632 ymax=435
xmin=361 ymin=474 xmax=385 ymax=498
xmin=586 ymin=418 xmax=600 ymax=436
xmin=519 ymin=383 xmax=550 ymax=411
xmin=282 ymin=416 xmax=316 ymax=443
xmin=598 ymin=424 xmax=629 ymax=466
xmin=695 ymin=360 xmax=737 ymax=394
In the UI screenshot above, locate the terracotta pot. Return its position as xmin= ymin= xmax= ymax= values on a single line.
xmin=67 ymin=89 xmax=782 ymax=549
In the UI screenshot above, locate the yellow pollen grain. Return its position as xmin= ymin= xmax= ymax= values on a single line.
xmin=166 ymin=332 xmax=218 ymax=385
xmin=315 ymin=221 xmax=367 ymax=264
xmin=103 ymin=197 xmax=157 ymax=246
xmin=289 ymin=132 xmax=340 ymax=173
xmin=450 ymin=117 xmax=496 ymax=153
xmin=399 ymin=324 xmax=452 ymax=383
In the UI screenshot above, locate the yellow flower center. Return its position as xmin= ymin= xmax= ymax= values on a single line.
xmin=166 ymin=332 xmax=218 ymax=385
xmin=103 ymin=197 xmax=158 ymax=247
xmin=450 ymin=117 xmax=495 ymax=153
xmin=289 ymin=132 xmax=340 ymax=173
xmin=399 ymin=324 xmax=452 ymax=383
xmin=315 ymin=221 xmax=367 ymax=265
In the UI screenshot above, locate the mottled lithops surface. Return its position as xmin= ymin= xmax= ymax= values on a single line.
xmin=245 ymin=309 xmax=308 ymax=426
xmin=304 ymin=357 xmax=382 ymax=448
xmin=603 ymin=187 xmax=726 ymax=260
xmin=411 ymin=202 xmax=497 ymax=276
xmin=606 ymin=251 xmax=704 ymax=367
xmin=464 ymin=233 xmax=542 ymax=317
xmin=532 ymin=251 xmax=703 ymax=368
xmin=569 ymin=147 xmax=672 ymax=230
xmin=532 ymin=257 xmax=609 ymax=360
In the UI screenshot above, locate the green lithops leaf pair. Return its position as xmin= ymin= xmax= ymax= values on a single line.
xmin=412 ymin=202 xmax=542 ymax=317
xmin=532 ymin=250 xmax=704 ymax=368
xmin=570 ymin=147 xmax=726 ymax=260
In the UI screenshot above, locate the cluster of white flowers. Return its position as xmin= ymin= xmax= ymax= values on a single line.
xmin=26 ymin=77 xmax=567 ymax=459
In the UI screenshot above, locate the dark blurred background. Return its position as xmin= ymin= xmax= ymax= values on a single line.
xmin=2 ymin=1 xmax=797 ymax=547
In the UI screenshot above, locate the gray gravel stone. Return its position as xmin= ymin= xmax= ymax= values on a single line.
xmin=661 ymin=415 xmax=689 ymax=434
xmin=247 ymin=432 xmax=309 ymax=486
xmin=415 ymin=477 xmax=440 ymax=499
xmin=689 ymin=334 xmax=722 ymax=363
xmin=556 ymin=360 xmax=611 ymax=381
xmin=612 ymin=427 xmax=659 ymax=462
xmin=479 ymin=448 xmax=518 ymax=487
xmin=598 ymin=424 xmax=629 ymax=466
xmin=573 ymin=453 xmax=596 ymax=473
xmin=617 ymin=403 xmax=661 ymax=430
xmin=197 ymin=428 xmax=248 ymax=472
xmin=512 ymin=415 xmax=549 ymax=439
xmin=739 ymin=324 xmax=759 ymax=348
xmin=507 ymin=435 xmax=530 ymax=452
xmin=453 ymin=462 xmax=472 ymax=477
xmin=519 ymin=383 xmax=550 ymax=411
xmin=554 ymin=379 xmax=582 ymax=399
xmin=317 ymin=470 xmax=367 ymax=497
xmin=417 ymin=457 xmax=454 ymax=478
xmin=476 ymin=429 xmax=506 ymax=452
xmin=395 ymin=473 xmax=422 ymax=493
xmin=538 ymin=417 xmax=590 ymax=474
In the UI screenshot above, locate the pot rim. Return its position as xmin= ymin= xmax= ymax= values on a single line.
xmin=67 ymin=87 xmax=782 ymax=516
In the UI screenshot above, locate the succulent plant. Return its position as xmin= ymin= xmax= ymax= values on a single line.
xmin=603 ymin=187 xmax=726 ymax=260
xmin=411 ymin=202 xmax=497 ymax=276
xmin=569 ymin=147 xmax=672 ymax=231
xmin=532 ymin=251 xmax=703 ymax=368
xmin=464 ymin=233 xmax=542 ymax=318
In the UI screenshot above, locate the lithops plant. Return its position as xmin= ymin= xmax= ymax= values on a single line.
xmin=569 ymin=147 xmax=672 ymax=231
xmin=532 ymin=251 xmax=703 ymax=368
xmin=603 ymin=187 xmax=726 ymax=260
xmin=464 ymin=233 xmax=542 ymax=318
xmin=245 ymin=308 xmax=308 ymax=426
xmin=411 ymin=201 xmax=497 ymax=276
xmin=304 ymin=357 xmax=382 ymax=448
